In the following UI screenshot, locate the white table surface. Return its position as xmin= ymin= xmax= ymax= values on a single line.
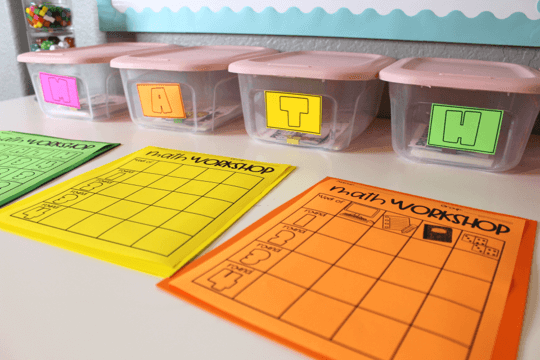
xmin=0 ymin=95 xmax=539 ymax=360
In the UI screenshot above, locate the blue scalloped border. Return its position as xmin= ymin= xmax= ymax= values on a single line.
xmin=96 ymin=1 xmax=540 ymax=46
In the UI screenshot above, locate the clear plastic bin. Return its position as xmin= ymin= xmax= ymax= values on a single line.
xmin=379 ymin=58 xmax=540 ymax=171
xmin=17 ymin=42 xmax=173 ymax=120
xmin=229 ymin=51 xmax=395 ymax=150
xmin=110 ymin=46 xmax=278 ymax=132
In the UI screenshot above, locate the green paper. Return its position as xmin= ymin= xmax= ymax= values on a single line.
xmin=427 ymin=104 xmax=503 ymax=155
xmin=0 ymin=131 xmax=119 ymax=207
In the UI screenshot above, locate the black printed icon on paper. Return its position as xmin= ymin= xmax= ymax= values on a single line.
xmin=423 ymin=225 xmax=453 ymax=243
xmin=338 ymin=202 xmax=381 ymax=225
xmin=208 ymin=269 xmax=243 ymax=291
xmin=21 ymin=206 xmax=51 ymax=219
xmin=383 ymin=214 xmax=417 ymax=234
xmin=267 ymin=230 xmax=295 ymax=246
xmin=240 ymin=249 xmax=271 ymax=266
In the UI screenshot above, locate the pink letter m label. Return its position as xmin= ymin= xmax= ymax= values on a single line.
xmin=39 ymin=72 xmax=80 ymax=109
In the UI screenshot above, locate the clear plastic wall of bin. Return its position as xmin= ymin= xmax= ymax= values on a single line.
xmin=27 ymin=63 xmax=125 ymax=120
xmin=238 ymin=74 xmax=384 ymax=151
xmin=389 ymin=83 xmax=540 ymax=171
xmin=120 ymin=68 xmax=242 ymax=132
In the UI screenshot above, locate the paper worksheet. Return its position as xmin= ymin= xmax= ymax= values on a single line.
xmin=160 ymin=177 xmax=536 ymax=360
xmin=0 ymin=146 xmax=294 ymax=277
xmin=0 ymin=131 xmax=119 ymax=206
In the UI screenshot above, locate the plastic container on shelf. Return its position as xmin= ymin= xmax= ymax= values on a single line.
xmin=17 ymin=42 xmax=174 ymax=120
xmin=110 ymin=46 xmax=278 ymax=133
xmin=22 ymin=0 xmax=75 ymax=51
xmin=228 ymin=51 xmax=395 ymax=151
xmin=379 ymin=57 xmax=540 ymax=172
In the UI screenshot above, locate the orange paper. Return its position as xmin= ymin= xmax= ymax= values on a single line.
xmin=159 ymin=177 xmax=536 ymax=360
xmin=137 ymin=83 xmax=186 ymax=118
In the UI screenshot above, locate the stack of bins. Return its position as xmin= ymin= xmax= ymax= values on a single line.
xmin=17 ymin=42 xmax=175 ymax=120
xmin=379 ymin=57 xmax=540 ymax=171
xmin=110 ymin=46 xmax=278 ymax=132
xmin=229 ymin=51 xmax=396 ymax=151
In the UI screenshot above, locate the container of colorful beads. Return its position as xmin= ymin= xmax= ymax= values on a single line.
xmin=22 ymin=1 xmax=75 ymax=51
xmin=18 ymin=42 xmax=175 ymax=120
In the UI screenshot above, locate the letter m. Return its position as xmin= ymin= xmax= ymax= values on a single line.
xmin=48 ymin=77 xmax=71 ymax=104
xmin=442 ymin=110 xmax=481 ymax=146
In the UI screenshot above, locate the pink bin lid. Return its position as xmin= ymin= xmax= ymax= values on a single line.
xmin=228 ymin=51 xmax=396 ymax=81
xmin=17 ymin=42 xmax=175 ymax=65
xmin=379 ymin=57 xmax=540 ymax=94
xmin=109 ymin=46 xmax=279 ymax=72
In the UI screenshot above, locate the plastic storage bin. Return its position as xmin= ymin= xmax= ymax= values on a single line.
xmin=110 ymin=46 xmax=278 ymax=132
xmin=17 ymin=42 xmax=173 ymax=120
xmin=229 ymin=51 xmax=395 ymax=150
xmin=379 ymin=57 xmax=540 ymax=171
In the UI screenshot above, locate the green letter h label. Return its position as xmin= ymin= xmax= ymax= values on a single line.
xmin=427 ymin=104 xmax=503 ymax=155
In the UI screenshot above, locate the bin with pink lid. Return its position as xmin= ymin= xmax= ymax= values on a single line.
xmin=379 ymin=57 xmax=540 ymax=171
xmin=110 ymin=46 xmax=278 ymax=132
xmin=229 ymin=51 xmax=395 ymax=150
xmin=17 ymin=42 xmax=174 ymax=120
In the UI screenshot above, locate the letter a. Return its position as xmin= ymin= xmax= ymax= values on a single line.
xmin=151 ymin=87 xmax=172 ymax=114
xmin=48 ymin=77 xmax=71 ymax=104
xmin=443 ymin=110 xmax=481 ymax=146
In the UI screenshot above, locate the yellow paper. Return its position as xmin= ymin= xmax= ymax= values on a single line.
xmin=0 ymin=147 xmax=294 ymax=277
xmin=164 ymin=178 xmax=530 ymax=360
xmin=265 ymin=91 xmax=322 ymax=135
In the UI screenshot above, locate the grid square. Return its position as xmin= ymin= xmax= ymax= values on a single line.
xmin=283 ymin=209 xmax=332 ymax=232
xmin=295 ymin=233 xmax=351 ymax=264
xmin=68 ymin=214 xmax=123 ymax=237
xmin=98 ymin=200 xmax=148 ymax=219
xmin=185 ymin=197 xmax=232 ymax=218
xmin=431 ymin=270 xmax=491 ymax=311
xmin=235 ymin=274 xmax=304 ymax=317
xmin=414 ymin=296 xmax=481 ymax=346
xmin=168 ymin=165 xmax=206 ymax=179
xmin=39 ymin=208 xmax=92 ymax=229
xmin=121 ymin=172 xmax=163 ymax=186
xmin=444 ymin=249 xmax=498 ymax=282
xmin=222 ymin=173 xmax=262 ymax=189
xmin=281 ymin=291 xmax=354 ymax=338
xmin=268 ymin=252 xmax=331 ymax=288
xmin=99 ymin=183 xmax=142 ymax=198
xmin=161 ymin=212 xmax=213 ymax=236
xmin=128 ymin=206 xmax=179 ymax=227
xmin=398 ymin=239 xmax=452 ymax=268
xmin=154 ymin=192 xmax=199 ymax=211
xmin=304 ymin=195 xmax=350 ymax=215
xmin=133 ymin=228 xmax=191 ymax=256
xmin=381 ymin=258 xmax=440 ymax=293
xmin=318 ymin=217 xmax=369 ymax=244
xmin=312 ymin=267 xmax=375 ymax=305
xmin=176 ymin=180 xmax=218 ymax=196
xmin=143 ymin=161 xmax=181 ymax=175
xmin=99 ymin=221 xmax=155 ymax=246
xmin=125 ymin=188 xmax=170 ymax=205
xmin=70 ymin=194 xmax=119 ymax=212
xmin=228 ymin=241 xmax=290 ymax=272
xmin=120 ymin=159 xmax=155 ymax=171
xmin=360 ymin=281 xmax=426 ymax=323
xmin=205 ymin=184 xmax=248 ymax=203
xmin=394 ymin=327 xmax=468 ymax=360
xmin=194 ymin=168 xmax=233 ymax=183
xmin=148 ymin=176 xmax=189 ymax=191
xmin=334 ymin=308 xmax=408 ymax=360
xmin=256 ymin=223 xmax=314 ymax=251
xmin=357 ymin=228 xmax=409 ymax=255
xmin=336 ymin=246 xmax=394 ymax=278
xmin=412 ymin=222 xmax=460 ymax=247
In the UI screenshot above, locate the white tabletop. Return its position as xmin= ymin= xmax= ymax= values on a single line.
xmin=0 ymin=95 xmax=539 ymax=360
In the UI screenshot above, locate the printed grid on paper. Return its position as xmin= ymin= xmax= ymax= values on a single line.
xmin=193 ymin=193 xmax=504 ymax=360
xmin=10 ymin=157 xmax=263 ymax=257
